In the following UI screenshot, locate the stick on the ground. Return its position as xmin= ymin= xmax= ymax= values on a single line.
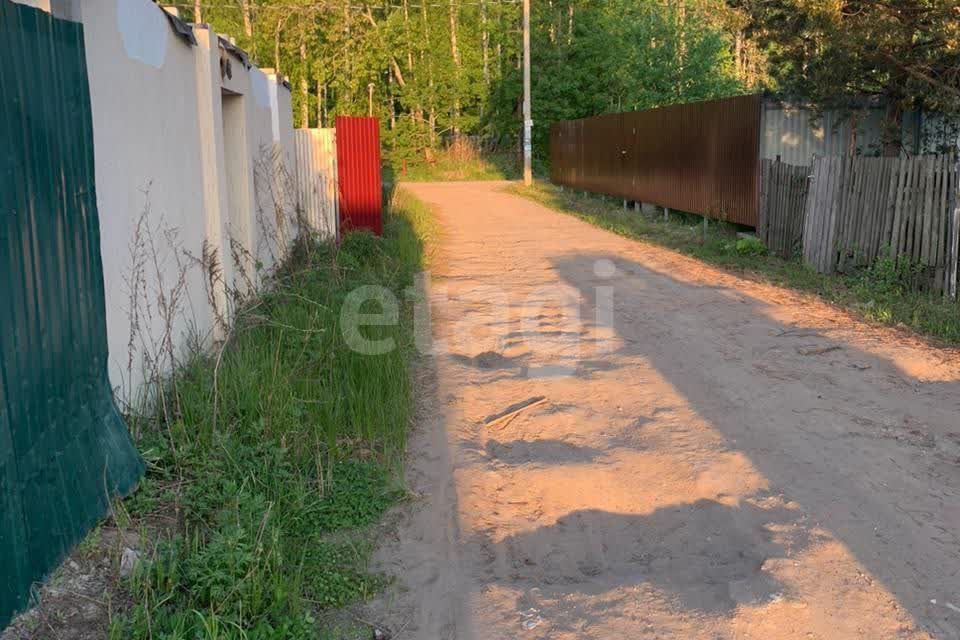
xmin=483 ymin=396 xmax=547 ymax=429
xmin=797 ymin=345 xmax=842 ymax=356
xmin=775 ymin=327 xmax=820 ymax=338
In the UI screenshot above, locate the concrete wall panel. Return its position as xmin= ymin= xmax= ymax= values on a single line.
xmin=73 ymin=0 xmax=295 ymax=406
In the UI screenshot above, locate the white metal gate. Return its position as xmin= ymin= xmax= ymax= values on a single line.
xmin=294 ymin=128 xmax=339 ymax=239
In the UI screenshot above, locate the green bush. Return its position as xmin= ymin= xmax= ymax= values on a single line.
xmin=735 ymin=236 xmax=768 ymax=256
xmin=853 ymin=252 xmax=921 ymax=298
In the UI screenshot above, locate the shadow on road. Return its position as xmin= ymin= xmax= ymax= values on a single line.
xmin=479 ymin=498 xmax=814 ymax=616
xmin=519 ymin=251 xmax=960 ymax=637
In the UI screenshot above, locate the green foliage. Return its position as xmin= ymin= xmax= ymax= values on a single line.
xmin=311 ymin=461 xmax=398 ymax=532
xmin=399 ymin=146 xmax=521 ymax=182
xmin=302 ymin=538 xmax=388 ymax=609
xmin=516 ymin=1 xmax=745 ymax=157
xmin=199 ymin=1 xmax=753 ymax=166
xmin=737 ymin=0 xmax=960 ymax=150
xmin=852 ymin=252 xmax=923 ymax=298
xmin=115 ymin=455 xmax=392 ymax=639
xmin=113 ymin=191 xmax=434 ymax=639
xmin=512 ymin=182 xmax=960 ymax=344
xmin=735 ymin=236 xmax=768 ymax=256
xmin=844 ymin=253 xmax=960 ymax=342
xmin=337 ymin=229 xmax=384 ymax=270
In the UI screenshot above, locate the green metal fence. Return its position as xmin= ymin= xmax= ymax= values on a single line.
xmin=0 ymin=1 xmax=143 ymax=627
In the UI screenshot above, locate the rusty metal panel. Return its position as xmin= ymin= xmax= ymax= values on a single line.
xmin=335 ymin=116 xmax=382 ymax=235
xmin=550 ymin=94 xmax=763 ymax=226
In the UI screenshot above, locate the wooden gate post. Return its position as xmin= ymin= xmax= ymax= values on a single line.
xmin=949 ymin=135 xmax=960 ymax=300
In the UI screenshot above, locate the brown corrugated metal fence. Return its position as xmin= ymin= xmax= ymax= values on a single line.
xmin=550 ymin=94 xmax=763 ymax=227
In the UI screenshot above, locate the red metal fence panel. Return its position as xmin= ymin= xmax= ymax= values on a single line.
xmin=550 ymin=94 xmax=763 ymax=227
xmin=335 ymin=116 xmax=383 ymax=235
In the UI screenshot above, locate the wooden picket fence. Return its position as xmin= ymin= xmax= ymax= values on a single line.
xmin=758 ymin=160 xmax=810 ymax=259
xmin=802 ymin=154 xmax=959 ymax=295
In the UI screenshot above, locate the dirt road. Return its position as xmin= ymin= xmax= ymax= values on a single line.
xmin=370 ymin=181 xmax=960 ymax=640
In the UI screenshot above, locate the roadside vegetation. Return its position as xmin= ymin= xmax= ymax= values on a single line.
xmin=510 ymin=182 xmax=960 ymax=344
xmin=399 ymin=150 xmax=519 ymax=182
xmin=388 ymin=137 xmax=520 ymax=183
xmin=102 ymin=190 xmax=433 ymax=639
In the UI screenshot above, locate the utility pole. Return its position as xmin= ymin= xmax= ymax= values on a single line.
xmin=522 ymin=0 xmax=532 ymax=186
xmin=368 ymin=83 xmax=375 ymax=117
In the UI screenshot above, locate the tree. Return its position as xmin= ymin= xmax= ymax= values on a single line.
xmin=198 ymin=0 xmax=754 ymax=163
xmin=734 ymin=0 xmax=960 ymax=154
xmin=510 ymin=0 xmax=744 ymax=156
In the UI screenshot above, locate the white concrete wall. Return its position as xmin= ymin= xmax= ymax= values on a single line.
xmin=9 ymin=0 xmax=49 ymax=10
xmin=266 ymin=71 xmax=299 ymax=242
xmin=59 ymin=0 xmax=296 ymax=407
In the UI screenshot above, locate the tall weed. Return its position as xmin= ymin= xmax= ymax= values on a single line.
xmin=110 ymin=190 xmax=434 ymax=639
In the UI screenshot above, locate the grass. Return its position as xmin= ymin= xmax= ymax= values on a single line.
xmin=109 ymin=189 xmax=435 ymax=639
xmin=391 ymin=142 xmax=521 ymax=182
xmin=509 ymin=181 xmax=960 ymax=344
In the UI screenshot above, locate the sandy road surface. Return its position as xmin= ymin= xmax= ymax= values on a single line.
xmin=369 ymin=181 xmax=960 ymax=640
